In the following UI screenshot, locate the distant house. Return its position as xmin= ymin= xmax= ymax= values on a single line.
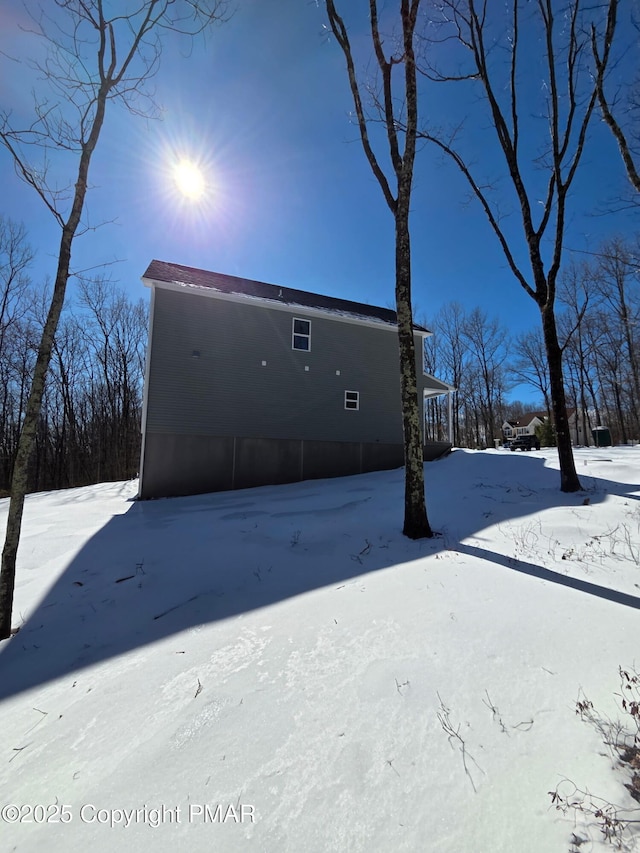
xmin=502 ymin=408 xmax=593 ymax=446
xmin=139 ymin=261 xmax=454 ymax=498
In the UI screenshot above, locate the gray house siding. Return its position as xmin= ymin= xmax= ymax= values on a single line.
xmin=140 ymin=283 xmax=449 ymax=499
xmin=145 ymin=287 xmax=426 ymax=443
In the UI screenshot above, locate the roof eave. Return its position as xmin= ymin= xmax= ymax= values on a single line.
xmin=143 ymin=276 xmax=432 ymax=334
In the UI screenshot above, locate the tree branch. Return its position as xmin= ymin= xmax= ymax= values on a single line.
xmin=325 ymin=0 xmax=397 ymax=212
xmin=417 ymin=128 xmax=535 ymax=300
xmin=592 ymin=0 xmax=640 ymax=195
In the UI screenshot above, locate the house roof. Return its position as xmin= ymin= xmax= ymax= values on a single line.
xmin=423 ymin=372 xmax=456 ymax=395
xmin=143 ymin=260 xmax=431 ymax=333
xmin=509 ymin=409 xmax=576 ymax=427
xmin=519 ymin=411 xmax=548 ymax=426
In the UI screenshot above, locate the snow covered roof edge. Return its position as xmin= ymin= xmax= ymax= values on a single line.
xmin=143 ymin=260 xmax=431 ymax=334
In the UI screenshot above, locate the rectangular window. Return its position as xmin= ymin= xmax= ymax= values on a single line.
xmin=344 ymin=390 xmax=359 ymax=411
xmin=292 ymin=318 xmax=311 ymax=351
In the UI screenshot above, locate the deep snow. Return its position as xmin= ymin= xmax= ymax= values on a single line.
xmin=1 ymin=446 xmax=639 ymax=852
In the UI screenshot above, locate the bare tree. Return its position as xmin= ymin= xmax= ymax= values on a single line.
xmin=325 ymin=0 xmax=433 ymax=538
xmin=558 ymin=263 xmax=596 ymax=445
xmin=78 ymin=277 xmax=148 ymax=480
xmin=593 ymin=312 xmax=631 ymax=442
xmin=0 ymin=218 xmax=34 ymax=360
xmin=592 ymin=239 xmax=640 ymax=430
xmin=47 ymin=315 xmax=87 ymax=487
xmin=422 ymin=331 xmax=444 ymax=440
xmin=553 ymin=240 xmax=640 ymax=444
xmin=511 ymin=329 xmax=551 ymax=416
xmin=432 ymin=301 xmax=468 ymax=445
xmin=419 ymin=0 xmax=619 ymax=492
xmin=0 ymin=220 xmax=36 ymax=492
xmin=503 ymin=400 xmax=532 ymax=424
xmin=0 ymin=0 xmax=228 ymax=639
xmin=461 ymin=307 xmax=509 ymax=447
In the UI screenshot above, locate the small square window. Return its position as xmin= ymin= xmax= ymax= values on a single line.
xmin=344 ymin=390 xmax=359 ymax=411
xmin=292 ymin=318 xmax=311 ymax=351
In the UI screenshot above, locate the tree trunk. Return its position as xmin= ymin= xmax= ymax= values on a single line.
xmin=395 ymin=205 xmax=432 ymax=538
xmin=620 ymin=302 xmax=640 ymax=435
xmin=0 ymin=223 xmax=77 ymax=637
xmin=585 ymin=372 xmax=601 ymax=431
xmin=0 ymin=60 xmax=111 ymax=638
xmin=540 ymin=304 xmax=581 ymax=492
xmin=613 ymin=383 xmax=627 ymax=444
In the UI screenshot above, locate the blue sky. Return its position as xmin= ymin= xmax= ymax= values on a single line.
xmin=0 ymin=0 xmax=637 ymax=401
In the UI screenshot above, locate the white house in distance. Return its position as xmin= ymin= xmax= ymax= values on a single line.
xmin=502 ymin=408 xmax=594 ymax=446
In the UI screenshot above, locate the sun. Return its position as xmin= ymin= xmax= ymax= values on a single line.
xmin=173 ymin=159 xmax=205 ymax=200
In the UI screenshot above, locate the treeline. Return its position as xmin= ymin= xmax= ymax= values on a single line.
xmin=424 ymin=235 xmax=640 ymax=448
xmin=0 ymin=218 xmax=147 ymax=495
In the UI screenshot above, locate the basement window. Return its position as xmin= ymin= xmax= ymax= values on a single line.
xmin=292 ymin=318 xmax=311 ymax=351
xmin=344 ymin=391 xmax=360 ymax=411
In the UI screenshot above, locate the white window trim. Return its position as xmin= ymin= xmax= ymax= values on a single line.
xmin=344 ymin=390 xmax=360 ymax=411
xmin=292 ymin=317 xmax=311 ymax=351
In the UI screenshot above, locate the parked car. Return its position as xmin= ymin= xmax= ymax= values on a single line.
xmin=510 ymin=434 xmax=540 ymax=451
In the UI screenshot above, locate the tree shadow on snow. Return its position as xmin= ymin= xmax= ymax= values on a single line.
xmin=454 ymin=543 xmax=640 ymax=610
xmin=0 ymin=449 xmax=639 ymax=700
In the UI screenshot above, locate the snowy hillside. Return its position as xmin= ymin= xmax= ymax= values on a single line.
xmin=1 ymin=447 xmax=639 ymax=853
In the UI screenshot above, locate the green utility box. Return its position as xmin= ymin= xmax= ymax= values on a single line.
xmin=591 ymin=426 xmax=612 ymax=447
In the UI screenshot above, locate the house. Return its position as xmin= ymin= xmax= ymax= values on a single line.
xmin=139 ymin=260 xmax=453 ymax=499
xmin=502 ymin=412 xmax=547 ymax=441
xmin=502 ymin=408 xmax=594 ymax=446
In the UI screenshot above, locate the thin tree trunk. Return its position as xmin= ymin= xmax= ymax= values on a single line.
xmin=325 ymin=0 xmax=432 ymax=538
xmin=0 ymin=75 xmax=109 ymax=639
xmin=396 ymin=203 xmax=431 ymax=538
xmin=541 ymin=304 xmax=581 ymax=491
xmin=613 ymin=383 xmax=627 ymax=444
xmin=0 ymin=225 xmax=76 ymax=636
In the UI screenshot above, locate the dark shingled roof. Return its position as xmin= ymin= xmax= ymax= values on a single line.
xmin=143 ymin=260 xmax=430 ymax=333
xmin=513 ymin=409 xmax=577 ymax=426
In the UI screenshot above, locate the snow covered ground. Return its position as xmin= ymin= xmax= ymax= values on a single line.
xmin=1 ymin=446 xmax=639 ymax=853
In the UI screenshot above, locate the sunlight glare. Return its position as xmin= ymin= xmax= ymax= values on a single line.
xmin=173 ymin=159 xmax=205 ymax=200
